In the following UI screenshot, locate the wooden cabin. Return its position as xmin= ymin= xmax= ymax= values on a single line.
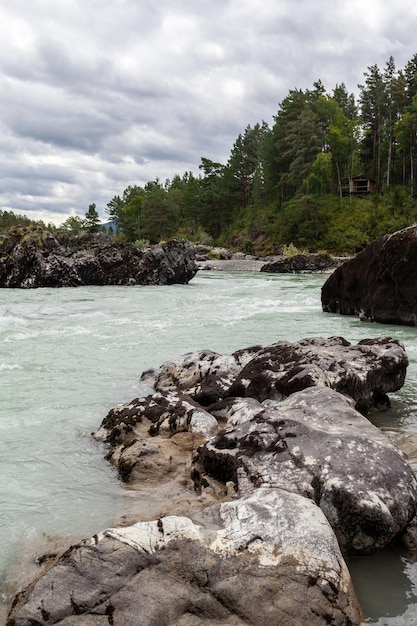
xmin=341 ymin=176 xmax=375 ymax=197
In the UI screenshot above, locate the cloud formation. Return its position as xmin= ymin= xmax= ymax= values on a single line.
xmin=0 ymin=0 xmax=416 ymax=224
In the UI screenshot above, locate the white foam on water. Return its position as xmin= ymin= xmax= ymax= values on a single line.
xmin=1 ymin=273 xmax=417 ymax=622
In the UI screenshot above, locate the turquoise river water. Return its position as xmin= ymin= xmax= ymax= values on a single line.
xmin=1 ymin=270 xmax=417 ymax=624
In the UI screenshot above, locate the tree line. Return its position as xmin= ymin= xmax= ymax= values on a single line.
xmin=4 ymin=53 xmax=417 ymax=253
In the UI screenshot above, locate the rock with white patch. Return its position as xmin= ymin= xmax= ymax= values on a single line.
xmin=142 ymin=348 xmax=259 ymax=406
xmin=195 ymin=386 xmax=417 ymax=554
xmin=94 ymin=390 xmax=218 ymax=483
xmin=143 ymin=336 xmax=408 ymax=413
xmin=7 ymin=489 xmax=362 ymax=625
xmin=227 ymin=336 xmax=408 ymax=413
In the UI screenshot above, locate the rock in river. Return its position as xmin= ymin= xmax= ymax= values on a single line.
xmin=321 ymin=224 xmax=417 ymax=325
xmin=0 ymin=228 xmax=198 ymax=287
xmin=261 ymin=252 xmax=341 ymax=273
xmin=143 ymin=336 xmax=408 ymax=413
xmin=8 ymin=489 xmax=361 ymax=626
xmin=7 ymin=336 xmax=416 ymax=625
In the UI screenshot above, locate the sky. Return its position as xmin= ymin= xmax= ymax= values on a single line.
xmin=1 ymin=0 xmax=417 ymax=225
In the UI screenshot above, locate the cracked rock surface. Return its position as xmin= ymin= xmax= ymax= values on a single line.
xmin=7 ymin=336 xmax=416 ymax=625
xmin=0 ymin=229 xmax=198 ymax=288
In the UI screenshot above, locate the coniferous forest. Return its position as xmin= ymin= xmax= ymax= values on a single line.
xmin=4 ymin=54 xmax=417 ymax=254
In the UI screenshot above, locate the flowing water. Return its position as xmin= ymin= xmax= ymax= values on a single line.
xmin=1 ymin=270 xmax=417 ymax=624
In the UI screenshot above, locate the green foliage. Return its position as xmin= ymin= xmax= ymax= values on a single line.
xmin=7 ymin=52 xmax=417 ymax=255
xmin=0 ymin=210 xmax=50 ymax=233
xmin=281 ymin=243 xmax=305 ymax=257
xmin=60 ymin=215 xmax=86 ymax=233
xmin=134 ymin=238 xmax=150 ymax=249
xmin=84 ymin=203 xmax=101 ymax=232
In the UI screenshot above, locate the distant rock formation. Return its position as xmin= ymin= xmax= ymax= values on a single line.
xmin=0 ymin=228 xmax=198 ymax=288
xmin=261 ymin=252 xmax=341 ymax=273
xmin=8 ymin=336 xmax=416 ymax=625
xmin=321 ymin=225 xmax=417 ymax=325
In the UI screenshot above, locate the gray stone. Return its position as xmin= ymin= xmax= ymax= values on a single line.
xmin=144 ymin=336 xmax=408 ymax=413
xmin=261 ymin=252 xmax=341 ymax=273
xmin=7 ymin=489 xmax=362 ymax=625
xmin=196 ymin=386 xmax=417 ymax=554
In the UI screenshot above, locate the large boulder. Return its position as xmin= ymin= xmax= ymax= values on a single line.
xmin=321 ymin=225 xmax=417 ymax=325
xmin=0 ymin=228 xmax=198 ymax=288
xmin=95 ymin=337 xmax=416 ymax=556
xmin=97 ymin=383 xmax=417 ymax=555
xmin=195 ymin=387 xmax=417 ymax=554
xmin=143 ymin=336 xmax=408 ymax=413
xmin=7 ymin=490 xmax=362 ymax=626
xmin=8 ymin=336 xmax=416 ymax=624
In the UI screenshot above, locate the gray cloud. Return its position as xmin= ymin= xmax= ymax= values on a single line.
xmin=0 ymin=0 xmax=416 ymax=223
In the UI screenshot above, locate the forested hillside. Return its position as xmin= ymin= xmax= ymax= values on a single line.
xmin=5 ymin=54 xmax=417 ymax=254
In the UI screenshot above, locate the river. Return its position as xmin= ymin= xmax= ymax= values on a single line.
xmin=1 ymin=270 xmax=417 ymax=623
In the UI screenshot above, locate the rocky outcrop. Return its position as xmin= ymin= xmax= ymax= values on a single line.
xmin=8 ymin=336 xmax=416 ymax=625
xmin=196 ymin=387 xmax=417 ymax=554
xmin=8 ymin=490 xmax=361 ymax=626
xmin=143 ymin=336 xmax=408 ymax=413
xmin=0 ymin=228 xmax=198 ymax=288
xmin=95 ymin=337 xmax=414 ymax=555
xmin=321 ymin=225 xmax=417 ymax=325
xmin=261 ymin=253 xmax=342 ymax=273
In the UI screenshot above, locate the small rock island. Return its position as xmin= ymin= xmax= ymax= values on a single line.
xmin=8 ymin=335 xmax=417 ymax=625
xmin=0 ymin=227 xmax=198 ymax=288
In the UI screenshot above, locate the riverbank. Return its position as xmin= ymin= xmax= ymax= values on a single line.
xmin=195 ymin=245 xmax=348 ymax=273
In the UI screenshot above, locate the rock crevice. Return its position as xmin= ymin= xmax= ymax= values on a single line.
xmin=8 ymin=336 xmax=417 ymax=625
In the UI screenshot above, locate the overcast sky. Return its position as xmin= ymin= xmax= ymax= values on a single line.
xmin=1 ymin=0 xmax=417 ymax=225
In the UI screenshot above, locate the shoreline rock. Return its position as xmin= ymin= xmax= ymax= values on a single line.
xmin=8 ymin=336 xmax=417 ymax=625
xmin=0 ymin=229 xmax=198 ymax=288
xmin=195 ymin=245 xmax=347 ymax=274
xmin=321 ymin=224 xmax=417 ymax=325
xmin=261 ymin=252 xmax=344 ymax=274
xmin=8 ymin=490 xmax=361 ymax=626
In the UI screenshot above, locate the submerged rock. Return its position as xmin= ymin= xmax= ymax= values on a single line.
xmin=321 ymin=225 xmax=417 ymax=325
xmin=0 ymin=228 xmax=198 ymax=288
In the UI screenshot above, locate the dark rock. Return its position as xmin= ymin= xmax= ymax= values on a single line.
xmin=145 ymin=336 xmax=408 ymax=413
xmin=321 ymin=225 xmax=417 ymax=325
xmin=0 ymin=228 xmax=197 ymax=288
xmin=95 ymin=337 xmax=415 ymax=556
xmin=261 ymin=253 xmax=341 ymax=273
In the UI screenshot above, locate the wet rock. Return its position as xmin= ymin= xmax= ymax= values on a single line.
xmin=195 ymin=386 xmax=417 ymax=555
xmin=321 ymin=225 xmax=417 ymax=325
xmin=7 ymin=489 xmax=362 ymax=626
xmin=0 ymin=228 xmax=198 ymax=288
xmin=9 ymin=335 xmax=416 ymax=623
xmin=94 ymin=391 xmax=215 ymax=486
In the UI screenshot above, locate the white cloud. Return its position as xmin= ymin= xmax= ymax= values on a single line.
xmin=0 ymin=0 xmax=416 ymax=224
